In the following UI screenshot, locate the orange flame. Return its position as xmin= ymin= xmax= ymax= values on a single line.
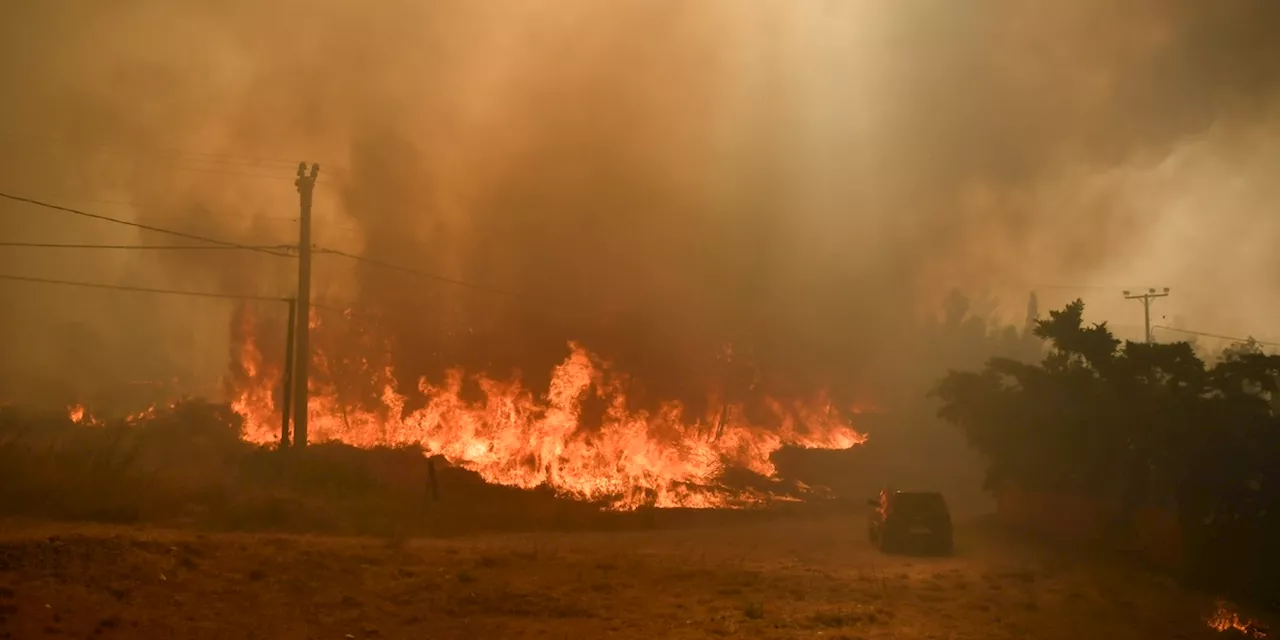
xmin=65 ymin=402 xmax=163 ymax=427
xmin=1207 ymin=601 xmax=1267 ymax=637
xmin=124 ymin=405 xmax=161 ymax=424
xmin=66 ymin=403 xmax=108 ymax=427
xmin=229 ymin=313 xmax=868 ymax=510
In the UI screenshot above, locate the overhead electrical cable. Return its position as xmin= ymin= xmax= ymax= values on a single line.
xmin=0 ymin=192 xmax=295 ymax=258
xmin=0 ymin=272 xmax=289 ymax=303
xmin=1152 ymin=325 xmax=1280 ymax=348
xmin=0 ymin=241 xmax=294 ymax=251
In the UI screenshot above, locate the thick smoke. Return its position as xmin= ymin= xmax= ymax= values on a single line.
xmin=1 ymin=1 xmax=1279 ymax=410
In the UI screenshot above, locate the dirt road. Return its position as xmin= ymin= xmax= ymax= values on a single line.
xmin=0 ymin=514 xmax=1257 ymax=639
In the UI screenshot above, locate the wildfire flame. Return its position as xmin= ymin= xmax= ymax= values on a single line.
xmin=60 ymin=307 xmax=868 ymax=510
xmin=228 ymin=308 xmax=868 ymax=510
xmin=1207 ymin=601 xmax=1268 ymax=638
xmin=125 ymin=405 xmax=161 ymax=423
xmin=65 ymin=402 xmax=170 ymax=427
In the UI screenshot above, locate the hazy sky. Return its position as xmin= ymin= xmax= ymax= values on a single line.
xmin=1 ymin=0 xmax=1278 ymax=406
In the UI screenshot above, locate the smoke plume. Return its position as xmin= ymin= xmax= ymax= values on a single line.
xmin=2 ymin=0 xmax=1279 ymax=409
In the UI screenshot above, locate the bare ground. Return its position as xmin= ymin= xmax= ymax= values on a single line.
xmin=0 ymin=513 xmax=1261 ymax=639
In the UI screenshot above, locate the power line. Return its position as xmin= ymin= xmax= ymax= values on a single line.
xmin=14 ymin=193 xmax=359 ymax=230
xmin=314 ymin=246 xmax=525 ymax=299
xmin=79 ymin=200 xmax=353 ymax=231
xmin=0 ymin=272 xmax=288 ymax=303
xmin=0 ymin=192 xmax=294 ymax=258
xmin=1 ymin=192 xmax=280 ymax=219
xmin=0 ymin=241 xmax=294 ymax=251
xmin=1152 ymin=325 xmax=1280 ymax=348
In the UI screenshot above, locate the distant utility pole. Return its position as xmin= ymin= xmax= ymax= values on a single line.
xmin=1123 ymin=287 xmax=1170 ymax=344
xmin=293 ymin=162 xmax=319 ymax=448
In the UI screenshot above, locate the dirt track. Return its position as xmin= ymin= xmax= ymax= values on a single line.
xmin=0 ymin=514 xmax=1257 ymax=639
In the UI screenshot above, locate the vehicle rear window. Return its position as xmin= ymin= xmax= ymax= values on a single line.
xmin=894 ymin=493 xmax=946 ymax=513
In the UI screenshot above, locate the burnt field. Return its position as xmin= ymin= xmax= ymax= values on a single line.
xmin=0 ymin=513 xmax=1262 ymax=640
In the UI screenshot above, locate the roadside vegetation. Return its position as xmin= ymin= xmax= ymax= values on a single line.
xmin=935 ymin=299 xmax=1280 ymax=610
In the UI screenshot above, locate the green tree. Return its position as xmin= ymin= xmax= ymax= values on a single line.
xmin=932 ymin=299 xmax=1280 ymax=603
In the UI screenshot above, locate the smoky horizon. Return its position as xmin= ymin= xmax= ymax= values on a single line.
xmin=2 ymin=0 xmax=1280 ymax=413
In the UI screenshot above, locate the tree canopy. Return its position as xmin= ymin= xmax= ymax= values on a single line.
xmin=933 ymin=299 xmax=1280 ymax=602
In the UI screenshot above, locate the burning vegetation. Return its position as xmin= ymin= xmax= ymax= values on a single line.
xmin=1207 ymin=601 xmax=1268 ymax=638
xmin=219 ymin=303 xmax=867 ymax=510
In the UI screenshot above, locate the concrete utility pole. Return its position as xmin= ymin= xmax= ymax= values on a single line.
xmin=1123 ymin=287 xmax=1170 ymax=344
xmin=293 ymin=162 xmax=319 ymax=448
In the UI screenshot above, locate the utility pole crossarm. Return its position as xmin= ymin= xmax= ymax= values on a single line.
xmin=1123 ymin=287 xmax=1170 ymax=345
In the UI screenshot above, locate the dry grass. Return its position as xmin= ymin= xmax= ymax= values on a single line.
xmin=0 ymin=515 xmax=1258 ymax=639
xmin=0 ymin=406 xmax=1268 ymax=638
xmin=0 ymin=404 xmax=862 ymax=539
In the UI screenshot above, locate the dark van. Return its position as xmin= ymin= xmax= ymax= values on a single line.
xmin=867 ymin=489 xmax=954 ymax=554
